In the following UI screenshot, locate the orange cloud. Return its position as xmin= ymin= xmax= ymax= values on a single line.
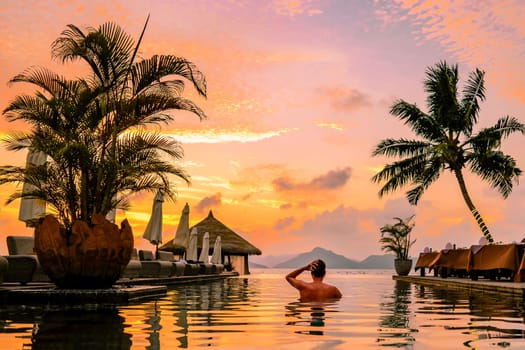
xmin=272 ymin=0 xmax=324 ymax=17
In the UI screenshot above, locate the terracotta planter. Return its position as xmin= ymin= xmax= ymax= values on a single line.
xmin=34 ymin=214 xmax=134 ymax=289
xmin=394 ymin=259 xmax=413 ymax=276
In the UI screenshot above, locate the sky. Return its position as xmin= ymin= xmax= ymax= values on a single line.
xmin=0 ymin=0 xmax=524 ymax=261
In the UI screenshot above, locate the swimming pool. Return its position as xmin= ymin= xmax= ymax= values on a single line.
xmin=1 ymin=269 xmax=524 ymax=349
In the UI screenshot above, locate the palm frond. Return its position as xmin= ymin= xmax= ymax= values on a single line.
xmin=372 ymin=138 xmax=431 ymax=158
xmin=468 ymin=151 xmax=521 ymax=198
xmin=372 ymin=154 xmax=429 ymax=197
xmin=467 ymin=116 xmax=525 ymax=154
xmin=390 ymin=100 xmax=444 ymax=141
xmin=8 ymin=66 xmax=65 ymax=97
xmin=132 ymin=55 xmax=207 ymax=98
xmin=406 ymin=158 xmax=443 ymax=204
xmin=424 ymin=61 xmax=460 ymax=129
xmin=460 ymin=68 xmax=485 ymax=134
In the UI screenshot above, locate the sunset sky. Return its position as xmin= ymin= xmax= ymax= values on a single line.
xmin=0 ymin=0 xmax=524 ymax=261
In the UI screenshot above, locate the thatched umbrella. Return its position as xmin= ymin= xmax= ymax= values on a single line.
xmin=160 ymin=210 xmax=261 ymax=273
xmin=188 ymin=210 xmax=261 ymax=255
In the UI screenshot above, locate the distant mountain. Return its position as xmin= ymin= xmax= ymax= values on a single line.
xmin=274 ymin=247 xmax=361 ymax=269
xmin=250 ymin=253 xmax=295 ymax=267
xmin=249 ymin=261 xmax=268 ymax=269
xmin=253 ymin=247 xmax=396 ymax=269
xmin=358 ymin=254 xmax=394 ymax=269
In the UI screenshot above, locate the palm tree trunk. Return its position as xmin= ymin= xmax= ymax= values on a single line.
xmin=453 ymin=168 xmax=494 ymax=243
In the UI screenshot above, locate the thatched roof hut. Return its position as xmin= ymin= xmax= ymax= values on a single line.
xmin=160 ymin=210 xmax=261 ymax=257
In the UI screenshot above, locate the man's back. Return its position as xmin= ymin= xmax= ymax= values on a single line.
xmin=285 ymin=260 xmax=342 ymax=302
xmin=299 ymin=281 xmax=342 ymax=301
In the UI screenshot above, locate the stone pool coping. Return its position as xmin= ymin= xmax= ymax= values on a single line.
xmin=394 ymin=274 xmax=525 ymax=298
xmin=0 ymin=272 xmax=239 ymax=305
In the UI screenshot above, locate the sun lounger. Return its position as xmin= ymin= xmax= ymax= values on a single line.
xmin=120 ymin=248 xmax=142 ymax=279
xmin=157 ymin=250 xmax=185 ymax=277
xmin=212 ymin=264 xmax=224 ymax=274
xmin=469 ymin=243 xmax=520 ymax=281
xmin=414 ymin=251 xmax=439 ymax=277
xmin=0 ymin=256 xmax=7 ymax=284
xmin=5 ymin=236 xmax=50 ymax=283
xmin=182 ymin=260 xmax=201 ymax=276
xmin=138 ymin=250 xmax=172 ymax=277
xmin=199 ymin=262 xmax=214 ymax=275
xmin=4 ymin=255 xmax=35 ymax=285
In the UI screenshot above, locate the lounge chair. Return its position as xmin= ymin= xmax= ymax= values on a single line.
xmin=0 ymin=256 xmax=7 ymax=284
xmin=120 ymin=248 xmax=142 ymax=279
xmin=199 ymin=261 xmax=214 ymax=275
xmin=157 ymin=250 xmax=185 ymax=277
xmin=138 ymin=250 xmax=172 ymax=278
xmin=212 ymin=263 xmax=224 ymax=274
xmin=182 ymin=260 xmax=201 ymax=276
xmin=4 ymin=236 xmax=50 ymax=284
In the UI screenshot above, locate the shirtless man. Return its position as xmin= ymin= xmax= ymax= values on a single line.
xmin=285 ymin=259 xmax=342 ymax=301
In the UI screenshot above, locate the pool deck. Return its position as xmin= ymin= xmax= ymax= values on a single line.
xmin=0 ymin=272 xmax=239 ymax=306
xmin=394 ymin=274 xmax=525 ymax=298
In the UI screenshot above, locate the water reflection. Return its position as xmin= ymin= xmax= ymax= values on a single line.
xmin=3 ymin=272 xmax=525 ymax=349
xmin=377 ymin=280 xmax=416 ymax=347
xmin=30 ymin=308 xmax=131 ymax=349
xmin=164 ymin=278 xmax=255 ymax=348
xmin=415 ymin=284 xmax=525 ymax=348
xmin=145 ymin=301 xmax=161 ymax=350
xmin=285 ymin=301 xmax=339 ymax=336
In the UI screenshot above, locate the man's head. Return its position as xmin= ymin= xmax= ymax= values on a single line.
xmin=310 ymin=259 xmax=326 ymax=278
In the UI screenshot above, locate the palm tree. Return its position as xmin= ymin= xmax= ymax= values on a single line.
xmin=372 ymin=61 xmax=524 ymax=244
xmin=0 ymin=18 xmax=207 ymax=232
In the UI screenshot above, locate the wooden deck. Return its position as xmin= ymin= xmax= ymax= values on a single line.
xmin=394 ymin=274 xmax=525 ymax=298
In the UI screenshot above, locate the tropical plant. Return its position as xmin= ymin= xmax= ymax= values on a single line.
xmin=0 ymin=18 xmax=207 ymax=232
xmin=379 ymin=215 xmax=416 ymax=260
xmin=372 ymin=61 xmax=524 ymax=244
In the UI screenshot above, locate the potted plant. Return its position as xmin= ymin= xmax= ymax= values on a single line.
xmin=0 ymin=19 xmax=207 ymax=288
xmin=379 ymin=215 xmax=416 ymax=276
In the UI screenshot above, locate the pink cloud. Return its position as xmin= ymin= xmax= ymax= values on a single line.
xmin=274 ymin=216 xmax=295 ymax=230
xmin=195 ymin=192 xmax=222 ymax=213
xmin=273 ymin=167 xmax=352 ymax=191
xmin=392 ymin=0 xmax=525 ymax=102
xmin=319 ymin=86 xmax=374 ymax=112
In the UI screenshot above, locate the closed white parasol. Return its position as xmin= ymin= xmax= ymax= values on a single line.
xmin=143 ymin=191 xmax=164 ymax=257
xmin=173 ymin=203 xmax=190 ymax=254
xmin=186 ymin=228 xmax=198 ymax=262
xmin=210 ymin=235 xmax=222 ymax=264
xmin=199 ymin=232 xmax=210 ymax=263
xmin=19 ymin=148 xmax=46 ymax=227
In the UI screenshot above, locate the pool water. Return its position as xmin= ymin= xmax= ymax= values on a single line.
xmin=1 ymin=269 xmax=524 ymax=349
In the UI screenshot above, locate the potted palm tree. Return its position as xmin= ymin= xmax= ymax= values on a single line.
xmin=0 ymin=18 xmax=207 ymax=288
xmin=379 ymin=215 xmax=416 ymax=276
